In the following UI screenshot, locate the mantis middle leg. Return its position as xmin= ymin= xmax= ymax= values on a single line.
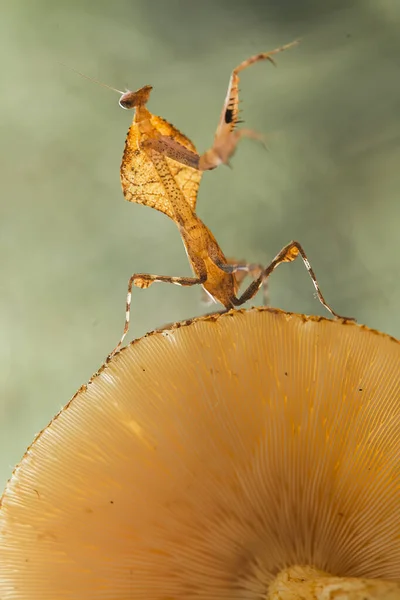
xmin=108 ymin=270 xmax=207 ymax=359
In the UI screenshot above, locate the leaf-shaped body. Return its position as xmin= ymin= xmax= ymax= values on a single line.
xmin=120 ymin=110 xmax=202 ymax=220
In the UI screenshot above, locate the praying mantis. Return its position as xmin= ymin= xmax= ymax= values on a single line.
xmin=108 ymin=41 xmax=353 ymax=358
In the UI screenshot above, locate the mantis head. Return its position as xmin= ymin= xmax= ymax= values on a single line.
xmin=119 ymin=85 xmax=153 ymax=110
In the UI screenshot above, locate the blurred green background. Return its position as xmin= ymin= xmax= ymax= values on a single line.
xmin=1 ymin=0 xmax=399 ymax=488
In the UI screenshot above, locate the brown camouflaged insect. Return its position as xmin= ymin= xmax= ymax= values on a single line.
xmin=109 ymin=41 xmax=353 ymax=357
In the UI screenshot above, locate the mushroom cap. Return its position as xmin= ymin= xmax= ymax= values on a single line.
xmin=0 ymin=308 xmax=399 ymax=599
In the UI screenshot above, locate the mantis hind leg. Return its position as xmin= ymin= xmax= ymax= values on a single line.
xmin=227 ymin=260 xmax=269 ymax=306
xmin=205 ymin=257 xmax=269 ymax=306
xmin=230 ymin=241 xmax=354 ymax=321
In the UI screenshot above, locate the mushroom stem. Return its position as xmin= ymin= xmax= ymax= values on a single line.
xmin=267 ymin=566 xmax=400 ymax=600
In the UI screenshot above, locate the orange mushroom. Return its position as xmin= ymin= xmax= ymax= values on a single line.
xmin=0 ymin=308 xmax=399 ymax=599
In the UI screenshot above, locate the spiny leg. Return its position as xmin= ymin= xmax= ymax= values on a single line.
xmin=143 ymin=129 xmax=266 ymax=172
xmin=198 ymin=40 xmax=299 ymax=171
xmin=219 ymin=40 xmax=300 ymax=134
xmin=231 ymin=240 xmax=354 ymax=321
xmin=138 ymin=41 xmax=298 ymax=173
xmin=108 ymin=271 xmax=206 ymax=360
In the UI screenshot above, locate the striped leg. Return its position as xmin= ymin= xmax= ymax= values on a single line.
xmin=232 ymin=241 xmax=355 ymax=321
xmin=108 ymin=272 xmax=205 ymax=360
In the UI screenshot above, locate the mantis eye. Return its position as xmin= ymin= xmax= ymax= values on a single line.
xmin=119 ymin=91 xmax=136 ymax=109
xmin=119 ymin=85 xmax=153 ymax=110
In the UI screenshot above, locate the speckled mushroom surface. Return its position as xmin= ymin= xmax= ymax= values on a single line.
xmin=0 ymin=308 xmax=399 ymax=599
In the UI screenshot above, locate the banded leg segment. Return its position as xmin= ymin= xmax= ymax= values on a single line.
xmin=199 ymin=40 xmax=299 ymax=171
xmin=138 ymin=41 xmax=298 ymax=173
xmin=232 ymin=240 xmax=354 ymax=321
xmin=217 ymin=41 xmax=300 ymax=138
xmin=108 ymin=271 xmax=206 ymax=359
